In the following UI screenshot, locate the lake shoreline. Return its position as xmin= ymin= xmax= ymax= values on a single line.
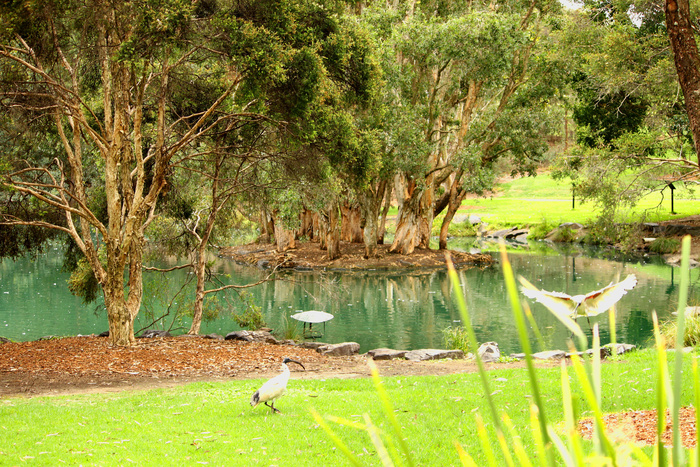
xmin=219 ymin=241 xmax=495 ymax=271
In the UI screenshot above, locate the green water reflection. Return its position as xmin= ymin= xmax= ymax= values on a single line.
xmin=0 ymin=242 xmax=697 ymax=355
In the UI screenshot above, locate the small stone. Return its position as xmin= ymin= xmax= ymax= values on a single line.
xmin=477 ymin=342 xmax=500 ymax=363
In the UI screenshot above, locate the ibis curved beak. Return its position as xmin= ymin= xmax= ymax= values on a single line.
xmin=285 ymin=358 xmax=305 ymax=370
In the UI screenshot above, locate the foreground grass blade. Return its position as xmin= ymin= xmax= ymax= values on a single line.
xmin=499 ymin=244 xmax=554 ymax=465
xmin=592 ymin=324 xmax=603 ymax=453
xmin=454 ymin=441 xmax=479 ymax=467
xmin=672 ymin=235 xmax=691 ymax=466
xmin=529 ymin=405 xmax=548 ymax=467
xmin=695 ymin=359 xmax=700 ymax=466
xmin=523 ymin=303 xmax=546 ymax=351
xmin=652 ymin=312 xmax=669 ymax=466
xmin=569 ymin=353 xmax=617 ymax=463
xmin=475 ymin=412 xmax=498 ymax=467
xmin=364 ymin=413 xmax=394 ymax=467
xmin=560 ymin=360 xmax=585 ymax=465
xmin=367 ymin=359 xmax=414 ymax=467
xmin=608 ymin=304 xmax=617 ymax=347
xmin=445 ymin=253 xmax=504 ymax=439
xmin=310 ymin=409 xmax=362 ymax=466
xmin=502 ymin=413 xmax=533 ymax=467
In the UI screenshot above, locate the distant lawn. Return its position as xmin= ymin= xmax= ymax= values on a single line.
xmin=458 ymin=173 xmax=700 ymax=227
xmin=383 ymin=171 xmax=700 ymax=234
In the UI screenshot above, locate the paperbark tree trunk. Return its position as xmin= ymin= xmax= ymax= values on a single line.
xmin=274 ymin=221 xmax=296 ymax=252
xmin=259 ymin=209 xmax=275 ymax=243
xmin=299 ymin=208 xmax=316 ymax=241
xmin=666 ymin=0 xmax=700 ymax=157
xmin=360 ymin=180 xmax=387 ymax=258
xmin=438 ymin=182 xmax=467 ymax=250
xmin=377 ymin=183 xmax=392 ymax=245
xmin=390 ymin=176 xmax=433 ymax=255
xmin=323 ymin=201 xmax=342 ymax=260
xmin=189 ymin=243 xmax=208 ymax=335
xmin=341 ymin=202 xmax=363 ymax=243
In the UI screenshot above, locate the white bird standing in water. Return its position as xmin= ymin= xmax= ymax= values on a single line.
xmin=250 ymin=357 xmax=305 ymax=414
xmin=519 ymin=274 xmax=637 ymax=327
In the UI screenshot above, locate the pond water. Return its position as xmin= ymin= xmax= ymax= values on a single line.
xmin=0 ymin=240 xmax=697 ymax=355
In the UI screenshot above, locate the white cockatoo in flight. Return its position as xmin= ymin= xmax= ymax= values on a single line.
xmin=519 ymin=274 xmax=637 ymax=326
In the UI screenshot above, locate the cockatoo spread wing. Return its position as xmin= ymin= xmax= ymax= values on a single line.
xmin=518 ymin=276 xmax=579 ymax=318
xmin=519 ymin=274 xmax=637 ymax=319
xmin=578 ymin=274 xmax=637 ymax=316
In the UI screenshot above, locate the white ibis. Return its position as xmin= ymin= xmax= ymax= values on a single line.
xmin=250 ymin=357 xmax=305 ymax=414
xmin=519 ymin=274 xmax=637 ymax=327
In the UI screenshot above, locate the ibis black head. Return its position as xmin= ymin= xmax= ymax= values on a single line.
xmin=283 ymin=357 xmax=305 ymax=370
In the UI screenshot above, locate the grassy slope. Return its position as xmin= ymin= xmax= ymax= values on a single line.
xmin=1 ymin=349 xmax=695 ymax=465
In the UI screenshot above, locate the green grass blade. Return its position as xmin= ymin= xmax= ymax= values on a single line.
xmin=546 ymin=427 xmax=574 ymax=467
xmin=529 ymin=405 xmax=548 ymax=467
xmin=560 ymin=360 xmax=585 ymax=465
xmin=523 ymin=303 xmax=546 ymax=351
xmin=608 ymin=304 xmax=617 ymax=347
xmin=367 ymin=359 xmax=413 ymax=467
xmin=569 ymin=353 xmax=617 ymax=463
xmin=652 ymin=312 xmax=669 ymax=465
xmin=475 ymin=412 xmax=499 ymax=467
xmin=454 ymin=440 xmax=479 ymax=467
xmin=502 ymin=413 xmax=533 ymax=467
xmin=364 ymin=413 xmax=395 ymax=467
xmin=495 ymin=421 xmax=516 ymax=467
xmin=446 ymin=253 xmax=503 ymax=438
xmin=498 ymin=244 xmax=553 ymax=465
xmin=695 ymin=359 xmax=700 ymax=466
xmin=310 ymin=408 xmax=362 ymax=466
xmin=592 ymin=324 xmax=603 ymax=453
xmin=672 ymin=235 xmax=691 ymax=467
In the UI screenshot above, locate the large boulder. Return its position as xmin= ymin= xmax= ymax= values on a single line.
xmin=404 ymin=349 xmax=464 ymax=361
xmin=477 ymin=342 xmax=500 ymax=363
xmin=318 ymin=342 xmax=360 ymax=356
xmin=367 ymin=348 xmax=407 ymax=360
xmin=225 ymin=330 xmax=279 ymax=344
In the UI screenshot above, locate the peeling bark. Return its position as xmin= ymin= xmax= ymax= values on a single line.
xmin=341 ymin=202 xmax=363 ymax=243
xmin=274 ymin=221 xmax=296 ymax=252
xmin=360 ymin=180 xmax=387 ymax=258
xmin=322 ymin=201 xmax=342 ymax=260
xmin=666 ymin=0 xmax=700 ymax=157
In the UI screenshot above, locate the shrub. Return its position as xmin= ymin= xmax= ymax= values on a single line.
xmin=649 ymin=236 xmax=680 ymax=254
xmin=660 ymin=309 xmax=700 ymax=347
xmin=442 ymin=326 xmax=473 ymax=353
xmin=527 ymin=221 xmax=555 ymax=240
xmin=233 ymin=293 xmax=266 ymax=330
xmin=279 ymin=315 xmax=302 ymax=341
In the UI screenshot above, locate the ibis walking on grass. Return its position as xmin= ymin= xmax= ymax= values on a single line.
xmin=250 ymin=357 xmax=305 ymax=414
xmin=519 ymin=274 xmax=638 ymax=328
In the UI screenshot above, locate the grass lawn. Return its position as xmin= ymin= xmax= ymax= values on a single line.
xmin=1 ymin=349 xmax=695 ymax=465
xmin=457 ymin=173 xmax=700 ymax=228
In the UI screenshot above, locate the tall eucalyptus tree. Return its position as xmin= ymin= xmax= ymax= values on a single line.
xmin=361 ymin=0 xmax=562 ymax=254
xmin=0 ymin=0 xmax=377 ymax=345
